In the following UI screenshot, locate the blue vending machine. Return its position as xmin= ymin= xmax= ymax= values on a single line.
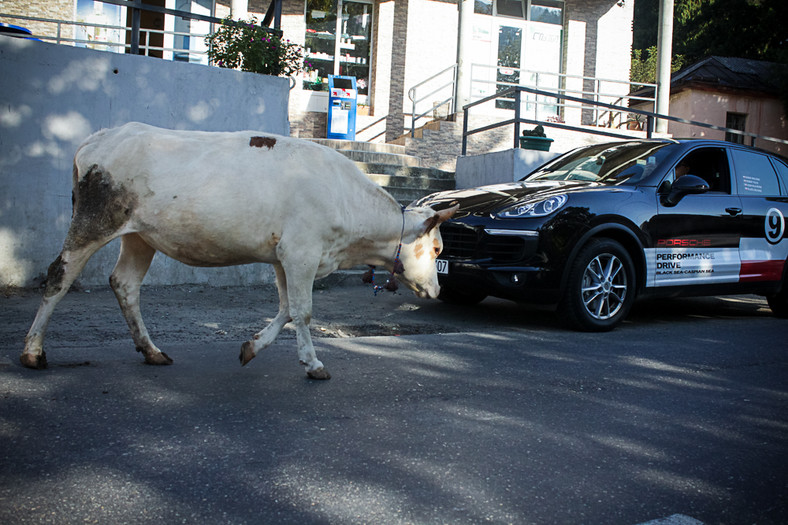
xmin=327 ymin=75 xmax=357 ymax=140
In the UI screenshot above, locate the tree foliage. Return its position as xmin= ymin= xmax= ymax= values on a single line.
xmin=631 ymin=46 xmax=685 ymax=87
xmin=632 ymin=0 xmax=787 ymax=108
xmin=635 ymin=0 xmax=786 ymax=63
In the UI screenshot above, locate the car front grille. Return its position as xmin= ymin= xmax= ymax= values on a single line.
xmin=441 ymin=224 xmax=478 ymax=258
xmin=440 ymin=223 xmax=529 ymax=264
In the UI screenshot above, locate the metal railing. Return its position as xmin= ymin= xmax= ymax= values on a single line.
xmin=461 ymin=85 xmax=788 ymax=155
xmin=1 ymin=0 xmax=281 ymax=63
xmin=1 ymin=11 xmax=212 ymax=61
xmin=406 ymin=63 xmax=657 ymax=139
xmin=469 ymin=63 xmax=657 ymax=129
xmin=407 ymin=64 xmax=458 ymax=137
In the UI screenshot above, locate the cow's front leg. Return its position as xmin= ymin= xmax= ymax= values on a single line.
xmin=283 ymin=260 xmax=330 ymax=380
xmin=240 ymin=264 xmax=291 ymax=366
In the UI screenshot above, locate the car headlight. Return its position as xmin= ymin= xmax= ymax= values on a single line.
xmin=496 ymin=194 xmax=568 ymax=218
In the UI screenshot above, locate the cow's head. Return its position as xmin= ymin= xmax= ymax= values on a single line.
xmin=396 ymin=204 xmax=458 ymax=299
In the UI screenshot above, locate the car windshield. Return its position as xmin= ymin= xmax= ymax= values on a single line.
xmin=525 ymin=142 xmax=673 ymax=184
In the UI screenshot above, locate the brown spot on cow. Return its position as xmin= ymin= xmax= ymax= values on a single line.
xmin=43 ymin=255 xmax=66 ymax=298
xmin=250 ymin=136 xmax=276 ymax=149
xmin=65 ymin=165 xmax=138 ymax=250
xmin=413 ymin=239 xmax=425 ymax=260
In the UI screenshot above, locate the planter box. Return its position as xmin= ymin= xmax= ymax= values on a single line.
xmin=519 ymin=136 xmax=554 ymax=151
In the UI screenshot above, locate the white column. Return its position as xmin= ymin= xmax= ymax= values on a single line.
xmin=454 ymin=0 xmax=474 ymax=113
xmin=655 ymin=0 xmax=674 ymax=133
xmin=231 ymin=0 xmax=248 ymax=20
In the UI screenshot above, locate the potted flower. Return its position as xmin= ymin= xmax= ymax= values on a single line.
xmin=519 ymin=125 xmax=554 ymax=151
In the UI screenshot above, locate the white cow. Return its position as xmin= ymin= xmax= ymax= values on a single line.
xmin=22 ymin=122 xmax=457 ymax=379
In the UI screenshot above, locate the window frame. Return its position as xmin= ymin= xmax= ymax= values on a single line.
xmin=475 ymin=0 xmax=564 ymax=25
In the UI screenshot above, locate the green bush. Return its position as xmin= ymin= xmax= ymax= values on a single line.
xmin=631 ymin=46 xmax=685 ymax=89
xmin=206 ymin=18 xmax=312 ymax=77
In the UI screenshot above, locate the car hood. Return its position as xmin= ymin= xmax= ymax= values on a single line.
xmin=418 ymin=180 xmax=603 ymax=217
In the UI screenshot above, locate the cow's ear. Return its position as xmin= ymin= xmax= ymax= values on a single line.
xmin=424 ymin=203 xmax=459 ymax=234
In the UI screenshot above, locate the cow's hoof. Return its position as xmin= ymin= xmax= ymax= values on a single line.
xmin=20 ymin=351 xmax=48 ymax=370
xmin=144 ymin=352 xmax=173 ymax=365
xmin=239 ymin=341 xmax=256 ymax=367
xmin=306 ymin=367 xmax=331 ymax=380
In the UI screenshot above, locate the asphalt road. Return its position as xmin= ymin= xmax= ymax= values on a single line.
xmin=1 ymin=279 xmax=786 ymax=524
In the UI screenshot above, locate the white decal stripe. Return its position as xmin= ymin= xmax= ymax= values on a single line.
xmin=739 ymin=237 xmax=788 ymax=263
xmin=645 ymin=247 xmax=741 ymax=288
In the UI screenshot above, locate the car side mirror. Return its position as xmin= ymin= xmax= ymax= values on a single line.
xmin=660 ymin=174 xmax=709 ymax=206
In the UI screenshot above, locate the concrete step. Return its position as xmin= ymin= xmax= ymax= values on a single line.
xmin=355 ymin=162 xmax=455 ymax=181
xmin=356 ymin=162 xmax=455 ymax=205
xmin=366 ymin=173 xmax=454 ymax=191
xmin=310 ymin=138 xmax=456 ymax=206
xmin=311 ymin=139 xmax=420 ymax=167
xmin=311 ymin=138 xmax=406 ymax=154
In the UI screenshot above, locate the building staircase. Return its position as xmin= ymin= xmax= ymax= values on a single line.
xmin=310 ymin=138 xmax=455 ymax=205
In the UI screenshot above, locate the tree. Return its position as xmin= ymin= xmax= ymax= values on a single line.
xmin=630 ymin=46 xmax=684 ymax=87
xmin=632 ymin=0 xmax=787 ymax=108
xmin=634 ymin=0 xmax=787 ymax=63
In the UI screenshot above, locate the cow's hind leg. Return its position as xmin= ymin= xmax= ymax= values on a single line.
xmin=282 ymin=258 xmax=330 ymax=380
xmin=240 ymin=263 xmax=291 ymax=366
xmin=110 ymin=234 xmax=172 ymax=365
xmin=22 ymin=240 xmax=108 ymax=369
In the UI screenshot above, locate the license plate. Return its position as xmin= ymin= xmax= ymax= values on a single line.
xmin=436 ymin=259 xmax=449 ymax=275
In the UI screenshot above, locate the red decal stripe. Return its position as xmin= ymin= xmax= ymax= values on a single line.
xmin=739 ymin=260 xmax=785 ymax=282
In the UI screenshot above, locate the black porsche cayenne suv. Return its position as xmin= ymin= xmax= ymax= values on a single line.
xmin=415 ymin=139 xmax=788 ymax=331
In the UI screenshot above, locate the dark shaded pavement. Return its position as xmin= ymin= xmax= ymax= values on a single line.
xmin=1 ymin=281 xmax=786 ymax=524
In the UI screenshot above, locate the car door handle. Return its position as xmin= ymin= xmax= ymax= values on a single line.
xmin=725 ymin=207 xmax=742 ymax=217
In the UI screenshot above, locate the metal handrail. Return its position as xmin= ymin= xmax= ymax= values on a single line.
xmin=1 ymin=0 xmax=281 ymax=61
xmin=406 ymin=62 xmax=657 ymax=140
xmin=407 ymin=63 xmax=458 ymax=137
xmin=0 ymin=12 xmax=211 ymax=60
xmin=461 ymin=85 xmax=788 ymax=155
xmin=469 ymin=63 xmax=658 ymax=128
xmin=357 ymin=114 xmax=388 ymax=142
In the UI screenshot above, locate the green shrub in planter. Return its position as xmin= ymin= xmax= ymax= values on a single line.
xmin=206 ymin=18 xmax=312 ymax=77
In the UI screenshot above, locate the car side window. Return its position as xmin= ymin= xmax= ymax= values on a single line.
xmin=730 ymin=149 xmax=781 ymax=196
xmin=770 ymin=157 xmax=788 ymax=195
xmin=668 ymin=147 xmax=732 ymax=193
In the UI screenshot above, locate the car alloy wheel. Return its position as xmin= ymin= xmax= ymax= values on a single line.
xmin=560 ymin=238 xmax=635 ymax=331
xmin=581 ymin=252 xmax=627 ymax=320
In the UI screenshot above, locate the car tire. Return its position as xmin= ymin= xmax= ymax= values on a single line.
xmin=766 ymin=287 xmax=788 ymax=318
xmin=438 ymin=285 xmax=487 ymax=305
xmin=558 ymin=238 xmax=636 ymax=332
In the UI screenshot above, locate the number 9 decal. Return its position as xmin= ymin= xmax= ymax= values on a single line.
xmin=765 ymin=208 xmax=785 ymax=244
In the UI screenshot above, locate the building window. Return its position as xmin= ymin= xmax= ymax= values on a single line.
xmin=497 ymin=0 xmax=524 ymax=18
xmin=530 ymin=0 xmax=563 ymax=25
xmin=725 ymin=112 xmax=747 ymax=144
xmin=475 ymin=0 xmax=563 ymax=25
xmin=475 ymin=0 xmax=493 ymax=15
xmin=304 ymin=0 xmax=372 ymax=100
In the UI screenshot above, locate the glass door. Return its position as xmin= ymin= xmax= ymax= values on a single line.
xmin=305 ymin=0 xmax=372 ymax=101
xmin=495 ymin=25 xmax=521 ymax=110
xmin=338 ymin=1 xmax=371 ymax=96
